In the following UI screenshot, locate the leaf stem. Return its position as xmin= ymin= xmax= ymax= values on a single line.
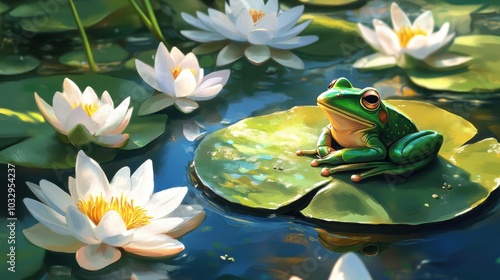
xmin=142 ymin=0 xmax=167 ymax=46
xmin=127 ymin=0 xmax=153 ymax=30
xmin=68 ymin=0 xmax=97 ymax=72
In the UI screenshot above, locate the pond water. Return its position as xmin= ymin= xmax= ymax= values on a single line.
xmin=1 ymin=0 xmax=500 ymax=279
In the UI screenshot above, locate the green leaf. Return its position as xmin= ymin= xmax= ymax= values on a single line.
xmin=10 ymin=0 xmax=132 ymax=33
xmin=193 ymin=103 xmax=500 ymax=225
xmin=0 ymin=55 xmax=40 ymax=75
xmin=296 ymin=14 xmax=362 ymax=57
xmin=67 ymin=124 xmax=93 ymax=146
xmin=59 ymin=45 xmax=129 ymax=68
xmin=124 ymin=49 xmax=156 ymax=70
xmin=408 ymin=35 xmax=500 ymax=93
xmin=298 ymin=0 xmax=363 ymax=7
xmin=0 ymin=74 xmax=166 ymax=168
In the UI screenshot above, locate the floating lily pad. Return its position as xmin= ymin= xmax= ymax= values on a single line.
xmin=10 ymin=0 xmax=130 ymax=33
xmin=408 ymin=35 xmax=500 ymax=93
xmin=299 ymin=0 xmax=363 ymax=7
xmin=0 ymin=55 xmax=40 ymax=75
xmin=193 ymin=101 xmax=499 ymax=225
xmin=124 ymin=49 xmax=155 ymax=70
xmin=0 ymin=75 xmax=166 ymax=168
xmin=297 ymin=14 xmax=362 ymax=57
xmin=59 ymin=45 xmax=129 ymax=68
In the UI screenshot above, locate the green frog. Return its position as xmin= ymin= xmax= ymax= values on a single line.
xmin=296 ymin=77 xmax=443 ymax=182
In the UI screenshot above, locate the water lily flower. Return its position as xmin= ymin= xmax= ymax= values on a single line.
xmin=23 ymin=151 xmax=205 ymax=271
xmin=136 ymin=43 xmax=230 ymax=114
xmin=354 ymin=2 xmax=472 ymax=70
xmin=34 ymin=78 xmax=132 ymax=148
xmin=180 ymin=0 xmax=318 ymax=69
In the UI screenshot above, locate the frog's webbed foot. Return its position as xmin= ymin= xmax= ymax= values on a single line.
xmin=296 ymin=146 xmax=334 ymax=157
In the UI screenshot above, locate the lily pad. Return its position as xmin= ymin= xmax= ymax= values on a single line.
xmin=0 ymin=55 xmax=40 ymax=75
xmin=10 ymin=0 xmax=130 ymax=33
xmin=0 ymin=3 xmax=8 ymax=14
xmin=0 ymin=74 xmax=166 ymax=168
xmin=298 ymin=0 xmax=363 ymax=7
xmin=408 ymin=35 xmax=500 ymax=93
xmin=297 ymin=14 xmax=362 ymax=57
xmin=59 ymin=45 xmax=129 ymax=67
xmin=193 ymin=101 xmax=500 ymax=225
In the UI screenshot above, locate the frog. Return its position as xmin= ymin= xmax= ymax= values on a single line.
xmin=296 ymin=77 xmax=443 ymax=183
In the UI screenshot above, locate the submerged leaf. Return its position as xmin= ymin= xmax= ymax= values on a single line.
xmin=0 ymin=55 xmax=40 ymax=75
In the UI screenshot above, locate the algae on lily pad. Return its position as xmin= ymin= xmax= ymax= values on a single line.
xmin=408 ymin=35 xmax=500 ymax=93
xmin=0 ymin=75 xmax=166 ymax=168
xmin=193 ymin=101 xmax=500 ymax=225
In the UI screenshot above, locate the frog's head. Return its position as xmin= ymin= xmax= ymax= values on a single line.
xmin=317 ymin=77 xmax=388 ymax=132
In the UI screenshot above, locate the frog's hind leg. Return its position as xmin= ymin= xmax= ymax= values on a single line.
xmin=321 ymin=161 xmax=397 ymax=182
xmin=351 ymin=153 xmax=438 ymax=182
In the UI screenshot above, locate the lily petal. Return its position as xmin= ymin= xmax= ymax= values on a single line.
xmin=155 ymin=43 xmax=176 ymax=95
xmin=145 ymin=187 xmax=188 ymax=219
xmin=175 ymin=98 xmax=199 ymax=114
xmin=248 ymin=28 xmax=274 ymax=45
xmin=373 ymin=19 xmax=401 ymax=56
xmin=109 ymin=166 xmax=131 ymax=196
xmin=412 ymin=10 xmax=434 ymax=35
xmin=329 ymin=253 xmax=372 ymax=280
xmin=99 ymin=90 xmax=114 ymax=107
xmin=123 ymin=235 xmax=184 ymax=258
xmin=82 ymin=86 xmax=99 ymax=107
xmin=76 ymin=244 xmax=121 ymax=271
xmin=66 ymin=206 xmax=100 ymax=244
xmin=34 ymin=93 xmax=66 ymax=134
xmin=68 ymin=176 xmax=78 ymax=204
xmin=268 ymin=35 xmax=318 ymax=50
xmin=357 ymin=23 xmax=383 ymax=53
xmin=75 ymin=150 xmax=111 ymax=201
xmin=53 ymin=91 xmax=74 ymax=125
xmin=138 ymin=94 xmax=175 ymax=116
xmin=23 ymin=198 xmax=71 ymax=235
xmin=169 ymin=47 xmax=186 ymax=65
xmin=108 ymin=108 xmax=132 ymax=135
xmin=64 ymin=106 xmax=96 ymax=134
xmin=129 ymin=159 xmax=154 ymax=207
xmin=390 ymin=2 xmax=411 ymax=31
xmin=181 ymin=30 xmax=226 ymax=43
xmin=167 ymin=205 xmax=206 ymax=239
xmin=353 ymin=53 xmax=397 ymax=70
xmin=96 ymin=97 xmax=131 ymax=135
xmin=208 ymin=9 xmax=244 ymax=42
xmin=423 ymin=53 xmax=472 ymax=70
xmin=23 ymin=223 xmax=84 ymax=253
xmin=91 ymin=103 xmax=113 ymax=129
xmin=135 ymin=59 xmax=161 ymax=92
xmin=95 ymin=210 xmax=133 ymax=247
xmin=216 ymin=43 xmax=245 ymax=66
xmin=94 ymin=134 xmax=129 ymax=148
xmin=38 ymin=179 xmax=73 ymax=215
xmin=181 ymin=12 xmax=212 ymax=32
xmin=62 ymin=78 xmax=82 ymax=106
xmin=244 ymin=44 xmax=271 ymax=65
xmin=179 ymin=53 xmax=201 ymax=80
xmin=276 ymin=6 xmax=303 ymax=33
xmin=173 ymin=69 xmax=197 ymax=98
xmin=132 ymin=217 xmax=184 ymax=240
xmin=270 ymin=49 xmax=304 ymax=69
xmin=26 ymin=181 xmax=50 ymax=206
xmin=235 ymin=9 xmax=254 ymax=35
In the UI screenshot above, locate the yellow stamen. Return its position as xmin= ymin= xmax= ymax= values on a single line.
xmin=77 ymin=194 xmax=152 ymax=230
xmin=83 ymin=103 xmax=98 ymax=116
xmin=249 ymin=9 xmax=265 ymax=24
xmin=171 ymin=65 xmax=196 ymax=80
xmin=395 ymin=26 xmax=427 ymax=47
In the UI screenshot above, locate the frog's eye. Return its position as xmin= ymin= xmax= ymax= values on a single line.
xmin=361 ymin=90 xmax=380 ymax=110
xmin=327 ymin=79 xmax=338 ymax=90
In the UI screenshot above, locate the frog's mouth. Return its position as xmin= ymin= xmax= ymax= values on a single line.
xmin=317 ymin=102 xmax=375 ymax=131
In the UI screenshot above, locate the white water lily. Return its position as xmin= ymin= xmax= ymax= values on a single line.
xmin=34 ymin=78 xmax=132 ymax=148
xmin=290 ymin=252 xmax=371 ymax=280
xmin=354 ymin=2 xmax=472 ymax=70
xmin=180 ymin=0 xmax=318 ymax=69
xmin=23 ymin=151 xmax=205 ymax=271
xmin=136 ymin=43 xmax=230 ymax=114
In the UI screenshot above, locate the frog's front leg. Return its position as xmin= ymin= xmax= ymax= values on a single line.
xmin=296 ymin=126 xmax=335 ymax=158
xmin=311 ymin=136 xmax=387 ymax=169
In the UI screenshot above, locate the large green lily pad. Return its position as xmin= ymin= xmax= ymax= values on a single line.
xmin=193 ymin=101 xmax=500 ymax=225
xmin=408 ymin=35 xmax=500 ymax=93
xmin=0 ymin=74 xmax=166 ymax=168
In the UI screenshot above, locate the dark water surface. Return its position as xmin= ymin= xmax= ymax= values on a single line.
xmin=1 ymin=0 xmax=500 ymax=279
